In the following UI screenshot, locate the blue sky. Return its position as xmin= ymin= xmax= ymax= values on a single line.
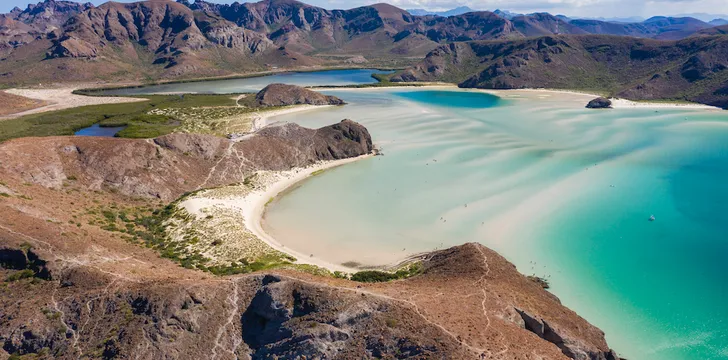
xmin=2 ymin=0 xmax=728 ymax=19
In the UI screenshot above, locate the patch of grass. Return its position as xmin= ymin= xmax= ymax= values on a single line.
xmin=385 ymin=318 xmax=398 ymax=328
xmin=350 ymin=262 xmax=422 ymax=283
xmin=88 ymin=194 xmax=298 ymax=277
xmin=351 ymin=270 xmax=398 ymax=282
xmin=0 ymin=94 xmax=251 ymax=142
xmin=5 ymin=269 xmax=35 ymax=282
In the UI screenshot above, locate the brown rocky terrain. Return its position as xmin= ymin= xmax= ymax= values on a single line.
xmin=0 ymin=91 xmax=46 ymax=116
xmin=0 ymin=0 xmax=92 ymax=55
xmin=0 ymin=120 xmax=622 ymax=359
xmin=0 ymin=0 xmax=724 ymax=85
xmin=391 ymin=35 xmax=728 ymax=109
xmin=255 ymin=83 xmax=346 ymax=107
xmin=0 ymin=119 xmax=371 ymax=201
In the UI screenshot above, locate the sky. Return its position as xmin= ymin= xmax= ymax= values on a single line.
xmin=2 ymin=0 xmax=728 ymax=20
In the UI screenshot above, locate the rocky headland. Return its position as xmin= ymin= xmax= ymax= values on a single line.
xmin=255 ymin=83 xmax=346 ymax=107
xmin=0 ymin=117 xmax=623 ymax=359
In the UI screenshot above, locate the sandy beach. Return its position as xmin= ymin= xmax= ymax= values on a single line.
xmin=180 ymin=153 xmax=373 ymax=273
xmin=251 ymin=104 xmax=334 ymax=131
xmin=478 ymin=88 xmax=722 ymax=110
xmin=0 ymin=88 xmax=147 ymax=120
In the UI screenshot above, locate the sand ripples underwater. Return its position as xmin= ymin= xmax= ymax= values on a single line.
xmin=264 ymin=88 xmax=728 ymax=360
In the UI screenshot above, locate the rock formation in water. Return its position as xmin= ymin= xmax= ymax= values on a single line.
xmin=255 ymin=83 xmax=346 ymax=107
xmin=586 ymin=97 xmax=613 ymax=109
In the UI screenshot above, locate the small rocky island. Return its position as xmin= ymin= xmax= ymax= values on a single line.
xmin=256 ymin=83 xmax=346 ymax=107
xmin=586 ymin=97 xmax=613 ymax=109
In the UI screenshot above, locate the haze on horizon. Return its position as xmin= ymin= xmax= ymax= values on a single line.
xmin=1 ymin=0 xmax=728 ymax=20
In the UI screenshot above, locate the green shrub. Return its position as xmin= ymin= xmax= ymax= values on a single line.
xmin=6 ymin=269 xmax=35 ymax=282
xmin=350 ymin=270 xmax=399 ymax=283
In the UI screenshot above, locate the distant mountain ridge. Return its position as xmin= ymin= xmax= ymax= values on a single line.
xmin=392 ymin=34 xmax=728 ymax=108
xmin=0 ymin=0 xmax=727 ymax=86
xmin=406 ymin=6 xmax=475 ymax=17
xmin=0 ymin=0 xmax=92 ymax=51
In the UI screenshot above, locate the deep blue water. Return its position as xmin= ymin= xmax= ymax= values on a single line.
xmin=74 ymin=124 xmax=126 ymax=137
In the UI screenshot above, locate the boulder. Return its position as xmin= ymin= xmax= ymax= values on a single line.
xmin=255 ymin=84 xmax=346 ymax=107
xmin=586 ymin=97 xmax=612 ymax=109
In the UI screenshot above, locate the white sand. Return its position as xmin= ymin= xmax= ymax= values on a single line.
xmin=478 ymin=88 xmax=722 ymax=110
xmin=182 ymin=154 xmax=373 ymax=273
xmin=251 ymin=105 xmax=333 ymax=131
xmin=1 ymin=88 xmax=147 ymax=119
xmin=608 ymin=98 xmax=721 ymax=110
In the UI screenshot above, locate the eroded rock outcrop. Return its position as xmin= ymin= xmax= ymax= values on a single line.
xmin=516 ymin=309 xmax=622 ymax=360
xmin=255 ymin=83 xmax=346 ymax=107
xmin=0 ymin=120 xmax=371 ymax=201
xmin=586 ymin=97 xmax=612 ymax=109
xmin=0 ymin=240 xmax=622 ymax=359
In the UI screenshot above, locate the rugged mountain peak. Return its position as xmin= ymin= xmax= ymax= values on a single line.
xmin=46 ymin=0 xmax=208 ymax=63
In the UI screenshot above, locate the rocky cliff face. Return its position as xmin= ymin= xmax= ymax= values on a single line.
xmin=392 ymin=35 xmax=728 ymax=109
xmin=0 ymin=117 xmax=626 ymax=359
xmin=0 ymin=237 xmax=622 ymax=359
xmin=255 ymin=83 xmax=346 ymax=107
xmin=1 ymin=0 xmax=719 ymax=84
xmin=0 ymin=120 xmax=372 ymax=201
xmin=0 ymin=0 xmax=92 ymax=53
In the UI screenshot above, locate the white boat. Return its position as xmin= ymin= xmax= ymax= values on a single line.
xmin=649 ymin=215 xmax=655 ymax=222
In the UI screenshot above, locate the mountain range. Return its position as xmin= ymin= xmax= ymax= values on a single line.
xmin=406 ymin=6 xmax=475 ymax=17
xmin=0 ymin=0 xmax=727 ymax=107
xmin=391 ymin=33 xmax=728 ymax=108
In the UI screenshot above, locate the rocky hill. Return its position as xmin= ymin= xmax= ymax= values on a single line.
xmin=0 ymin=117 xmax=624 ymax=359
xmin=392 ymin=35 xmax=728 ymax=108
xmin=0 ymin=120 xmax=371 ymax=201
xmin=255 ymin=83 xmax=346 ymax=107
xmin=0 ymin=0 xmax=92 ymax=54
xmin=0 ymin=0 xmax=723 ymax=85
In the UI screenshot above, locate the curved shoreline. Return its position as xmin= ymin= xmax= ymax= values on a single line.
xmin=243 ymin=154 xmax=374 ymax=273
xmin=179 ymin=153 xmax=374 ymax=273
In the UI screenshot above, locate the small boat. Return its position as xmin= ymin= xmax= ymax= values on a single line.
xmin=649 ymin=215 xmax=655 ymax=222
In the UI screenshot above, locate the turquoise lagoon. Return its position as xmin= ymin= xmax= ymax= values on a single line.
xmin=115 ymin=70 xmax=728 ymax=359
xmin=263 ymin=88 xmax=728 ymax=360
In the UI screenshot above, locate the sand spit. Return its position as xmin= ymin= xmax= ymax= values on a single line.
xmin=251 ymin=104 xmax=334 ymax=131
xmin=0 ymin=88 xmax=147 ymax=119
xmin=479 ymin=88 xmax=722 ymax=110
xmin=180 ymin=154 xmax=372 ymax=273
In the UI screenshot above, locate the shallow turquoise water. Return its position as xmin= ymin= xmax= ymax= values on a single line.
xmin=263 ymin=88 xmax=728 ymax=360
xmin=95 ymin=69 xmax=392 ymax=95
